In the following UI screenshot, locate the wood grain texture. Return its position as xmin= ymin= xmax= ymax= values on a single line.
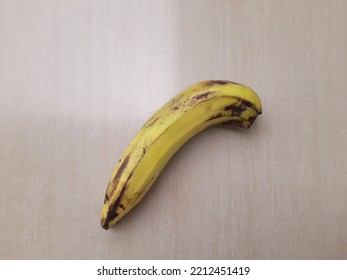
xmin=1 ymin=0 xmax=347 ymax=259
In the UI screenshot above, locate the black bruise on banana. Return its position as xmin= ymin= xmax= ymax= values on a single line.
xmin=242 ymin=100 xmax=261 ymax=114
xmin=103 ymin=154 xmax=130 ymax=204
xmin=225 ymin=103 xmax=247 ymax=117
xmin=207 ymin=99 xmax=260 ymax=128
xmin=225 ymin=98 xmax=261 ymax=116
xmin=103 ymin=183 xmax=127 ymax=229
xmin=206 ymin=103 xmax=252 ymax=127
xmin=102 ymin=146 xmax=148 ymax=229
xmin=103 ymin=170 xmax=134 ymax=229
xmin=247 ymin=116 xmax=257 ymax=125
xmin=104 ymin=154 xmax=130 ymax=203
xmin=104 ymin=192 xmax=109 ymax=203
xmin=193 ymin=91 xmax=216 ymax=100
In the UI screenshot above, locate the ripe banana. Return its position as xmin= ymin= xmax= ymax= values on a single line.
xmin=101 ymin=80 xmax=262 ymax=229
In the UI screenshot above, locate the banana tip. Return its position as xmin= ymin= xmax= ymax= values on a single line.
xmin=101 ymin=219 xmax=109 ymax=230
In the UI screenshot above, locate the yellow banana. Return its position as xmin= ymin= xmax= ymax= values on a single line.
xmin=101 ymin=80 xmax=262 ymax=229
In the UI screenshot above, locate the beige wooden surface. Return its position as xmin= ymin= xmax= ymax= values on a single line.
xmin=1 ymin=0 xmax=347 ymax=259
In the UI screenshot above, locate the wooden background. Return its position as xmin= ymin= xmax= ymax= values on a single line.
xmin=1 ymin=0 xmax=347 ymax=259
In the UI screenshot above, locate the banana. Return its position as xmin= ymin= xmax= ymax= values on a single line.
xmin=101 ymin=80 xmax=262 ymax=229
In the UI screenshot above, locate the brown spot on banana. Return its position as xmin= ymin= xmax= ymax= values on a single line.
xmin=220 ymin=119 xmax=246 ymax=128
xmin=102 ymin=174 xmax=131 ymax=230
xmin=205 ymin=110 xmax=249 ymax=128
xmin=144 ymin=117 xmax=159 ymax=128
xmin=102 ymin=205 xmax=118 ymax=230
xmin=104 ymin=193 xmax=109 ymax=204
xmin=224 ymin=98 xmax=262 ymax=117
xmin=204 ymin=80 xmax=241 ymax=87
xmin=104 ymin=154 xmax=131 ymax=204
xmin=192 ymin=91 xmax=216 ymax=100
xmin=247 ymin=116 xmax=256 ymax=125
xmin=225 ymin=103 xmax=247 ymax=117
xmin=240 ymin=99 xmax=261 ymax=114
xmin=101 ymin=145 xmax=148 ymax=229
xmin=212 ymin=80 xmax=231 ymax=85
xmin=206 ymin=98 xmax=261 ymax=128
